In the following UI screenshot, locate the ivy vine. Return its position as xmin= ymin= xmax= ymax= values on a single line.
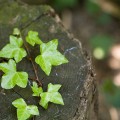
xmin=0 ymin=28 xmax=68 ymax=120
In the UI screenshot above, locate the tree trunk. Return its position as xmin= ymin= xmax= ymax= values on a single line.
xmin=0 ymin=0 xmax=98 ymax=120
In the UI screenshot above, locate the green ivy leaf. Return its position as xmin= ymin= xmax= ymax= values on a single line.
xmin=35 ymin=39 xmax=68 ymax=75
xmin=0 ymin=59 xmax=28 ymax=89
xmin=12 ymin=98 xmax=39 ymax=120
xmin=39 ymin=83 xmax=64 ymax=109
xmin=26 ymin=31 xmax=43 ymax=46
xmin=31 ymin=82 xmax=43 ymax=97
xmin=17 ymin=108 xmax=31 ymax=120
xmin=0 ymin=35 xmax=27 ymax=63
xmin=13 ymin=28 xmax=21 ymax=36
xmin=12 ymin=98 xmax=27 ymax=108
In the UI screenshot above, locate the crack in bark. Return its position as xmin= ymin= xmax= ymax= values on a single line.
xmin=21 ymin=12 xmax=49 ymax=31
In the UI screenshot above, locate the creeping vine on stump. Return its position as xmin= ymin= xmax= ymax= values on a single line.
xmin=0 ymin=0 xmax=98 ymax=120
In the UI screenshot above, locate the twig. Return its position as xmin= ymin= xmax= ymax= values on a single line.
xmin=19 ymin=33 xmax=42 ymax=87
xmin=24 ymin=44 xmax=42 ymax=87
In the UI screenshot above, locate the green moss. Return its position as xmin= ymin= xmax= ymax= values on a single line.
xmin=0 ymin=1 xmax=51 ymax=28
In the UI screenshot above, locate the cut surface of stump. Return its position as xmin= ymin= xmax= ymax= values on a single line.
xmin=0 ymin=0 xmax=98 ymax=120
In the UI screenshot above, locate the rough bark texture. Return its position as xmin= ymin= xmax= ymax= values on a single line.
xmin=0 ymin=0 xmax=98 ymax=120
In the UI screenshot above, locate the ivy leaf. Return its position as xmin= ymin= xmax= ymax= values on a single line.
xmin=39 ymin=83 xmax=64 ymax=109
xmin=47 ymin=83 xmax=61 ymax=92
xmin=35 ymin=39 xmax=68 ymax=75
xmin=0 ymin=59 xmax=28 ymax=89
xmin=12 ymin=98 xmax=39 ymax=120
xmin=0 ymin=59 xmax=16 ymax=73
xmin=17 ymin=108 xmax=31 ymax=120
xmin=26 ymin=31 xmax=43 ymax=46
xmin=0 ymin=35 xmax=27 ymax=63
xmin=31 ymin=82 xmax=43 ymax=97
xmin=12 ymin=98 xmax=27 ymax=108
xmin=13 ymin=28 xmax=21 ymax=36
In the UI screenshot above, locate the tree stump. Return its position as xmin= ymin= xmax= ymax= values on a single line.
xmin=0 ymin=0 xmax=98 ymax=120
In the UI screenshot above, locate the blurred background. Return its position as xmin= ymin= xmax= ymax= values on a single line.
xmin=20 ymin=0 xmax=120 ymax=119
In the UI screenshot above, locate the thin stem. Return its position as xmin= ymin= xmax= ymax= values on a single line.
xmin=19 ymin=33 xmax=42 ymax=87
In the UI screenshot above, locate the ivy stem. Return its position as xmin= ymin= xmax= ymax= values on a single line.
xmin=24 ymin=42 xmax=42 ymax=87
xmin=19 ymin=33 xmax=42 ymax=87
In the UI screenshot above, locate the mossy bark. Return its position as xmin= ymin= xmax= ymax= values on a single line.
xmin=0 ymin=0 xmax=98 ymax=120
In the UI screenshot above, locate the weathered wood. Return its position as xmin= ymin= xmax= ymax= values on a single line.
xmin=0 ymin=0 xmax=98 ymax=120
xmin=19 ymin=0 xmax=50 ymax=5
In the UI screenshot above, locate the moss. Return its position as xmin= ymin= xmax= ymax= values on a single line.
xmin=0 ymin=1 xmax=51 ymax=28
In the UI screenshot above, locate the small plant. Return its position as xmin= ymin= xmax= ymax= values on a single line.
xmin=0 ymin=28 xmax=68 ymax=120
xmin=0 ymin=59 xmax=28 ymax=89
xmin=35 ymin=39 xmax=68 ymax=75
xmin=32 ymin=82 xmax=64 ymax=109
xmin=0 ymin=34 xmax=27 ymax=63
xmin=12 ymin=98 xmax=39 ymax=120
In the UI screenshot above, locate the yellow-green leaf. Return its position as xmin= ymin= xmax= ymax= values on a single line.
xmin=26 ymin=31 xmax=42 ymax=46
xmin=35 ymin=39 xmax=68 ymax=75
xmin=12 ymin=98 xmax=39 ymax=120
xmin=31 ymin=82 xmax=43 ymax=97
xmin=39 ymin=83 xmax=64 ymax=109
xmin=0 ymin=59 xmax=28 ymax=89
xmin=0 ymin=35 xmax=27 ymax=63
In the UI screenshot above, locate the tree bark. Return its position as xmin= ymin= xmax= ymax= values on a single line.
xmin=0 ymin=0 xmax=98 ymax=120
